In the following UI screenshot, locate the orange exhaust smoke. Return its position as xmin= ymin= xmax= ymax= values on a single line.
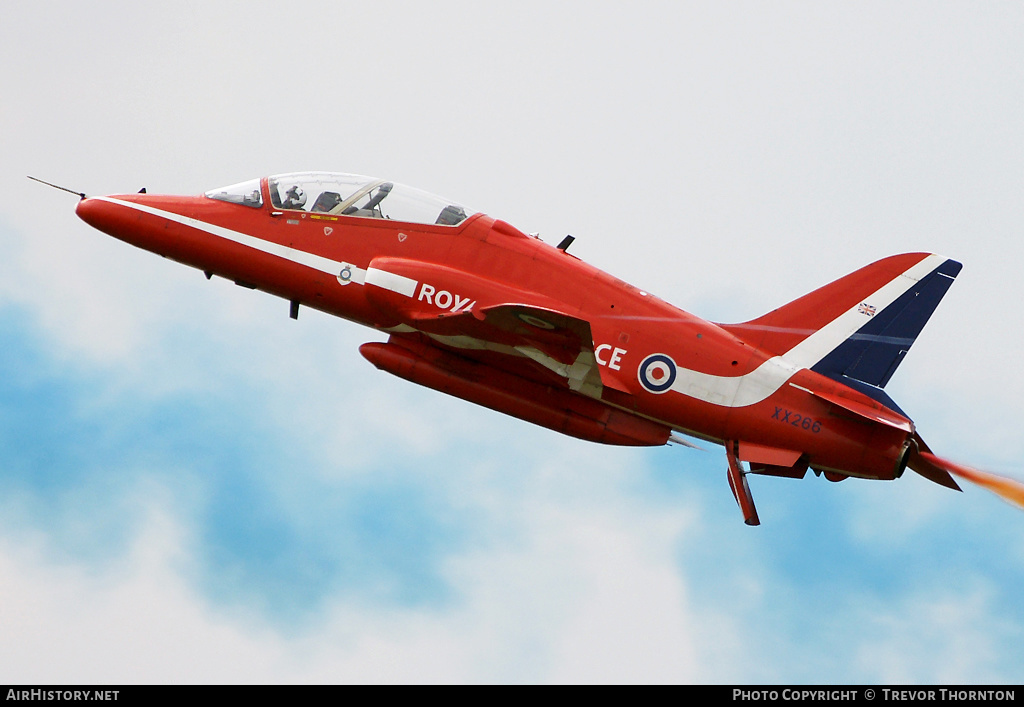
xmin=920 ymin=451 xmax=1024 ymax=510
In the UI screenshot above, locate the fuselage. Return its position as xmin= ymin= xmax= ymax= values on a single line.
xmin=75 ymin=174 xmax=915 ymax=483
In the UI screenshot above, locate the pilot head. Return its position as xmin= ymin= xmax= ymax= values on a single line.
xmin=283 ymin=186 xmax=306 ymax=209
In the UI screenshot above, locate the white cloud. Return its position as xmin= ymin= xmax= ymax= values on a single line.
xmin=853 ymin=587 xmax=1009 ymax=685
xmin=0 ymin=473 xmax=710 ymax=684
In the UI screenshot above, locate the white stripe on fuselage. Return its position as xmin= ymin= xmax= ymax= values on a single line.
xmin=94 ymin=197 xmax=367 ymax=284
xmin=365 ymin=267 xmax=417 ymax=297
xmin=97 ymin=198 xmax=942 ymax=411
xmin=669 ymin=254 xmax=945 ymax=407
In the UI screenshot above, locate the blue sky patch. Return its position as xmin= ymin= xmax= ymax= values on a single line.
xmin=0 ymin=306 xmax=464 ymax=622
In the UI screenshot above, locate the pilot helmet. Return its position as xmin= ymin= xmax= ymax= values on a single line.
xmin=285 ymin=185 xmax=306 ymax=208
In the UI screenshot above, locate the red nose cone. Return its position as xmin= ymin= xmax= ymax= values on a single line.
xmin=75 ymin=196 xmax=128 ymax=239
xmin=75 ymin=195 xmax=157 ymax=250
xmin=75 ymin=194 xmax=163 ymax=246
xmin=74 ymin=196 xmax=105 ymax=228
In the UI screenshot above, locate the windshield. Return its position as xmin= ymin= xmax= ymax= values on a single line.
xmin=204 ymin=178 xmax=263 ymax=208
xmin=267 ymin=172 xmax=475 ymax=226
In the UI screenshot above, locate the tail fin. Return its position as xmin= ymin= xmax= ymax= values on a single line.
xmin=722 ymin=253 xmax=961 ymax=409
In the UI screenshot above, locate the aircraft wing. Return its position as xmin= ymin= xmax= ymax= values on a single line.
xmin=362 ymin=258 xmax=628 ymax=397
xmin=415 ymin=302 xmax=611 ymax=398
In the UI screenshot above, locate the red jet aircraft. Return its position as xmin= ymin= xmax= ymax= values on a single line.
xmin=48 ymin=172 xmax=1013 ymax=523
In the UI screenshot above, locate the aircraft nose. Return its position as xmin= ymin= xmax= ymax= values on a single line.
xmin=75 ymin=195 xmax=146 ymax=244
xmin=75 ymin=196 xmax=114 ymax=232
xmin=75 ymin=195 xmax=153 ymax=249
xmin=74 ymin=192 xmax=203 ymax=260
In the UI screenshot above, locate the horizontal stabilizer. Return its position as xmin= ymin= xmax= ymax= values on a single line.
xmin=907 ymin=449 xmax=962 ymax=491
xmin=914 ymin=449 xmax=1024 ymax=512
xmin=798 ymin=385 xmax=913 ymax=432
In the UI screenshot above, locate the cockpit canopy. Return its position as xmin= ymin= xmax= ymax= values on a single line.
xmin=205 ymin=172 xmax=475 ymax=227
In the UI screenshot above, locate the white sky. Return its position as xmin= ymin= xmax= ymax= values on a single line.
xmin=1 ymin=1 xmax=1022 ymax=684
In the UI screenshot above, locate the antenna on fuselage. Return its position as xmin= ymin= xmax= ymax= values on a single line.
xmin=27 ymin=176 xmax=86 ymax=200
xmin=556 ymin=235 xmax=575 ymax=252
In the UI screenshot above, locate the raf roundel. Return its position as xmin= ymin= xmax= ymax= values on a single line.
xmin=638 ymin=353 xmax=677 ymax=394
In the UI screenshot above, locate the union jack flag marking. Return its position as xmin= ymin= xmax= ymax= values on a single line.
xmin=858 ymin=303 xmax=877 ymax=317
